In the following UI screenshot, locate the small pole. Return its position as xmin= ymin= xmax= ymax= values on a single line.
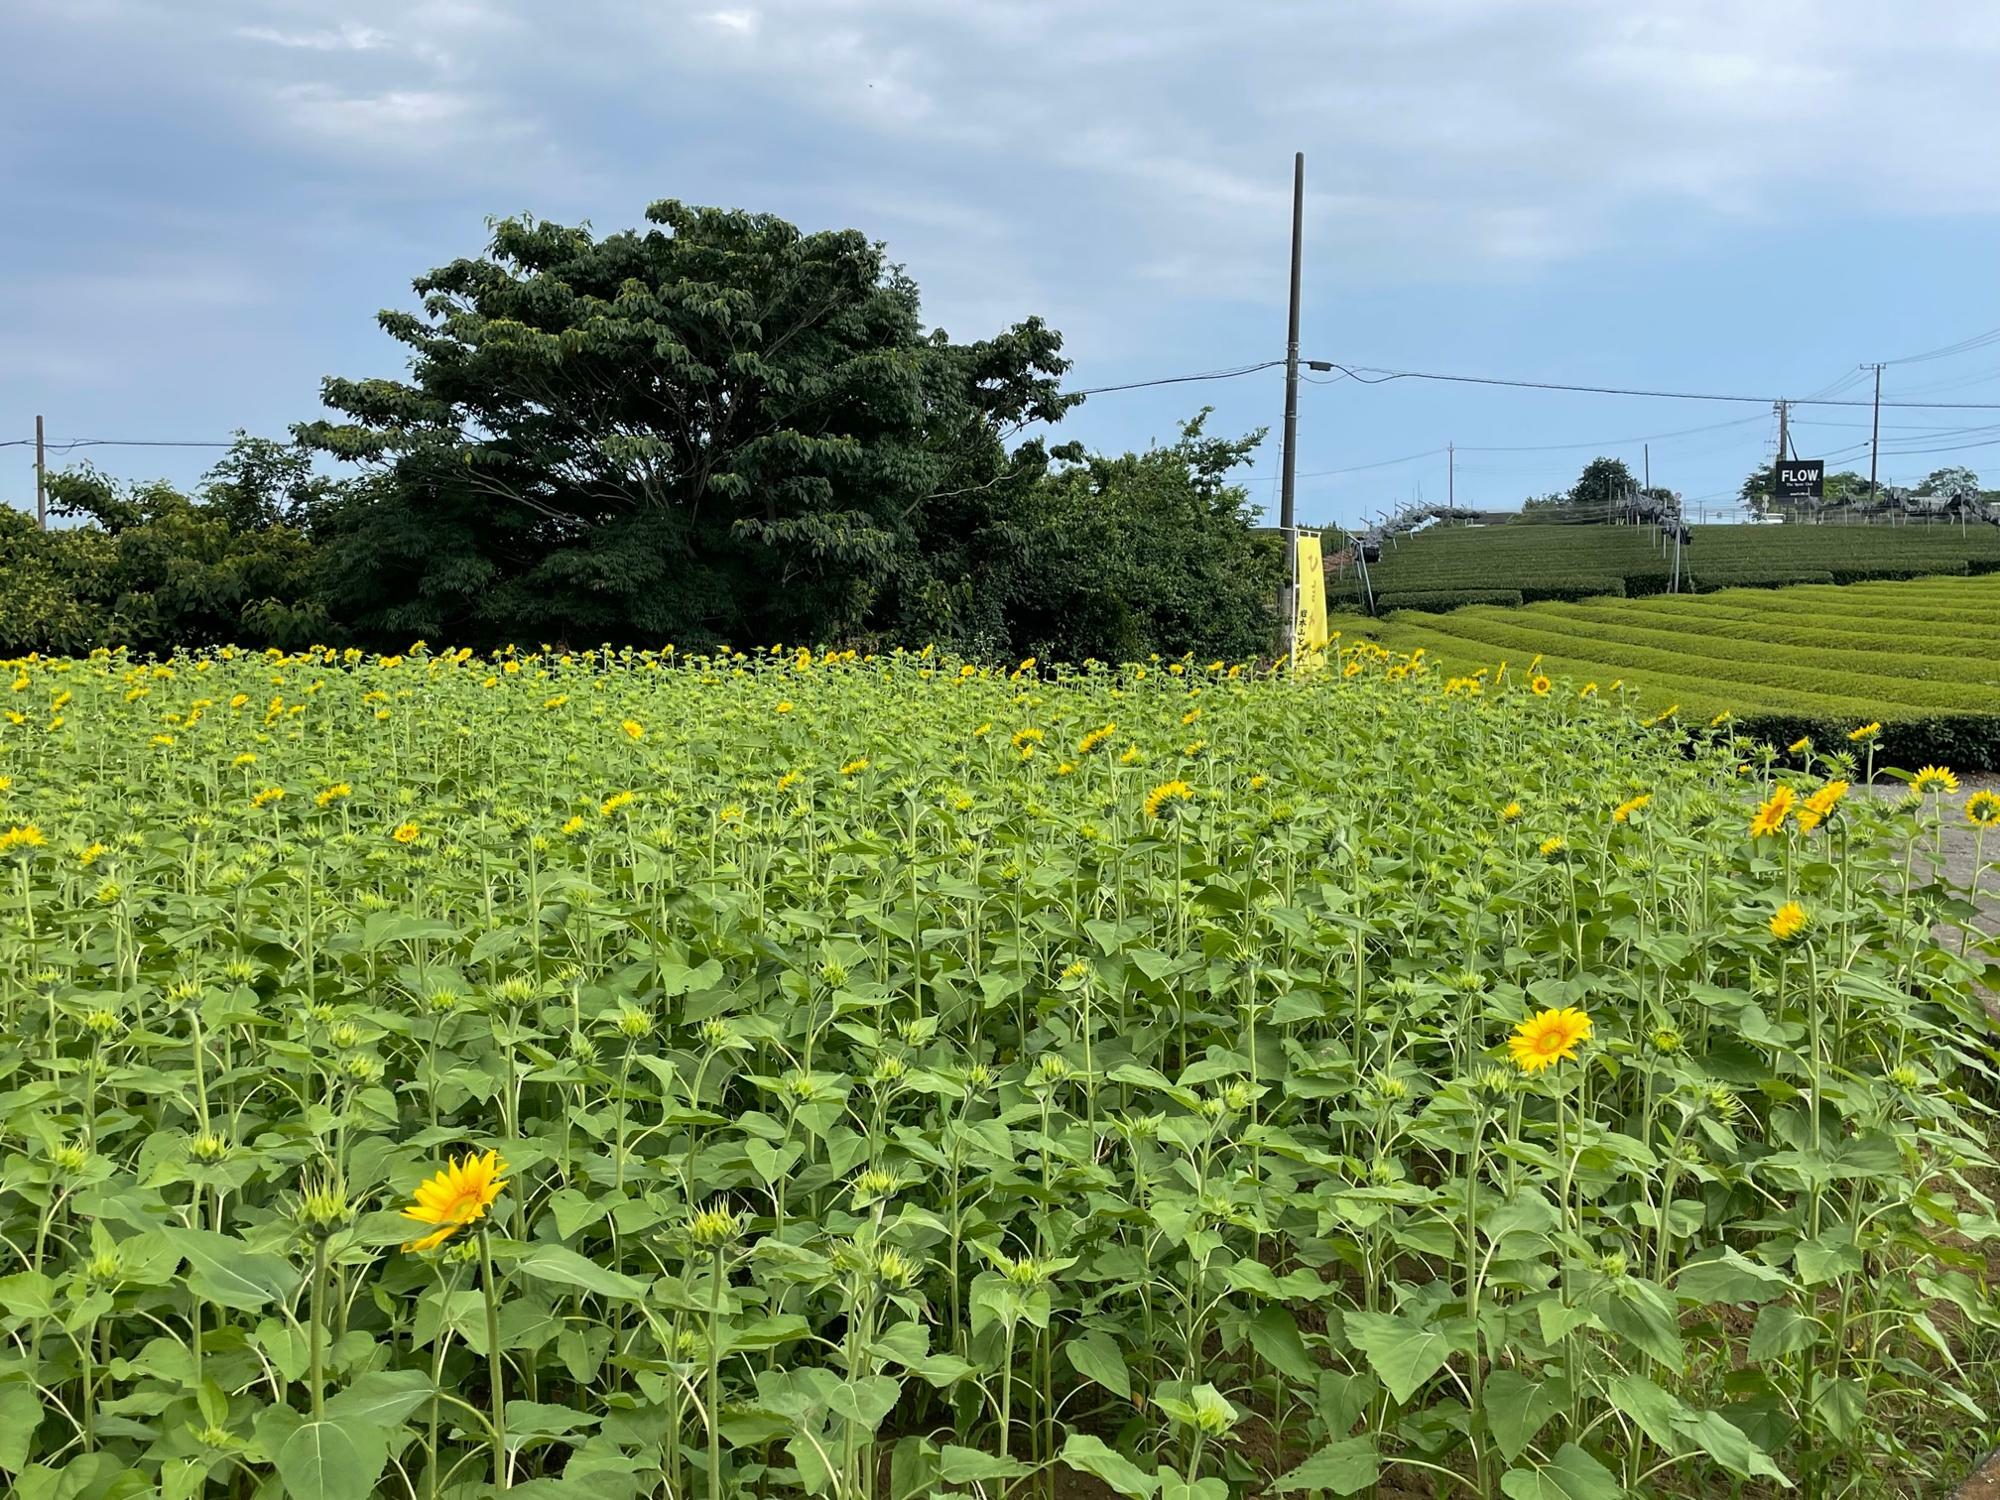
xmin=35 ymin=414 xmax=47 ymax=530
xmin=1447 ymin=442 xmax=1454 ymax=511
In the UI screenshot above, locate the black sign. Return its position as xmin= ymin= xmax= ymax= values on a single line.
xmin=1775 ymin=459 xmax=1825 ymax=502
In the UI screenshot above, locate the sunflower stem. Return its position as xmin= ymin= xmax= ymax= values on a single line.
xmin=478 ymin=1225 xmax=508 ymax=1491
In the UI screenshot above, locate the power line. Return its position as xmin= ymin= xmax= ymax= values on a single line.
xmin=1315 ymin=362 xmax=2000 ymax=410
xmin=1072 ymin=360 xmax=1284 ymax=397
xmin=1877 ymin=325 xmax=2000 ymax=367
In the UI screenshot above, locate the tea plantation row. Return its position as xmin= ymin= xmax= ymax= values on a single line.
xmin=1329 ymin=521 xmax=2000 ymax=613
xmin=1363 ymin=574 xmax=2000 ymax=769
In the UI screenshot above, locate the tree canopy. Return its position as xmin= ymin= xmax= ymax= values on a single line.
xmin=299 ymin=202 xmax=1075 ymax=650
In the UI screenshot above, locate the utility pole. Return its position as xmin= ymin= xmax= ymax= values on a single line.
xmin=1863 ymin=363 xmax=1883 ymax=512
xmin=1771 ymin=400 xmax=1789 ymax=522
xmin=1447 ymin=443 xmax=1454 ymax=512
xmin=35 ymin=414 xmax=46 ymax=530
xmin=1278 ymin=151 xmax=1305 ymax=656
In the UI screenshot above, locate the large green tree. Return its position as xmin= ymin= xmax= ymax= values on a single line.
xmin=1568 ymin=456 xmax=1637 ymax=510
xmin=300 ymin=202 xmax=1074 ymax=649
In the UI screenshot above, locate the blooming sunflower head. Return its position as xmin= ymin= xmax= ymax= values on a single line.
xmin=1611 ymin=793 xmax=1651 ymax=824
xmin=1796 ymin=779 xmax=1849 ymax=833
xmin=1507 ymin=1007 xmax=1592 ymax=1074
xmin=390 ymin=822 xmax=420 ymax=845
xmin=1787 ymin=736 xmax=1811 ymax=755
xmin=1501 ymin=800 xmax=1523 ymax=823
xmin=621 ymin=719 xmax=645 ymax=741
xmin=1847 ymin=721 xmax=1881 ymax=743
xmin=1769 ymin=900 xmax=1809 ymax=942
xmin=1748 ymin=784 xmax=1795 ymax=838
xmin=1143 ymin=779 xmax=1195 ymax=820
xmin=1909 ymin=765 xmax=1959 ymax=799
xmin=400 ymin=1150 xmax=508 ymax=1252
xmin=1966 ymin=790 xmax=2000 ymax=828
xmin=1538 ymin=835 xmax=1567 ymax=859
xmin=1529 ymin=674 xmax=1551 ymax=696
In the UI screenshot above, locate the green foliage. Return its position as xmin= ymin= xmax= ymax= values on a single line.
xmin=1328 ymin=520 xmax=2000 ymax=608
xmin=0 ymin=441 xmax=331 ymax=655
xmin=1367 ymin=574 xmax=2000 ymax=766
xmin=0 ymin=646 xmax=1993 ymax=1497
xmin=999 ymin=414 xmax=1280 ymax=662
xmin=1567 ymin=456 xmax=1636 ymax=510
xmin=300 ymin=202 xmax=1074 ymax=651
xmin=1366 ymin=588 xmax=1526 ymax=614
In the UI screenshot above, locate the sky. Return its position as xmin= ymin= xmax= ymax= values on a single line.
xmin=5 ymin=0 xmax=2000 ymax=529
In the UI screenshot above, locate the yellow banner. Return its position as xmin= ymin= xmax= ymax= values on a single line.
xmin=1294 ymin=533 xmax=1328 ymax=659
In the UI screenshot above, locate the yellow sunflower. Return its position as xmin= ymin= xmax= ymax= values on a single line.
xmin=1748 ymin=784 xmax=1795 ymax=838
xmin=1143 ymin=779 xmax=1195 ymax=819
xmin=400 ymin=1150 xmax=509 ymax=1252
xmin=1909 ymin=765 xmax=1959 ymax=798
xmin=1508 ymin=1007 xmax=1592 ymax=1074
xmin=1965 ymin=790 xmax=2000 ymax=828
xmin=1795 ymin=779 xmax=1848 ymax=833
xmin=1769 ymin=901 xmax=1809 ymax=941
xmin=1529 ymin=675 xmax=1552 ymax=696
xmin=1846 ymin=721 xmax=1880 ymax=743
xmin=1611 ymin=793 xmax=1651 ymax=824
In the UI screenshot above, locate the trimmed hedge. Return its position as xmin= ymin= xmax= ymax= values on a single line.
xmin=1364 ymin=573 xmax=2000 ymax=768
xmin=1518 ymin=576 xmax=1625 ymax=604
xmin=1823 ymin=561 xmax=1967 ymax=585
xmin=1687 ymin=570 xmax=1836 ymax=592
xmin=1373 ymin=588 xmax=1525 ymax=613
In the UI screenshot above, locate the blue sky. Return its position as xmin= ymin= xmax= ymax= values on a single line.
xmin=5 ymin=0 xmax=1999 ymax=529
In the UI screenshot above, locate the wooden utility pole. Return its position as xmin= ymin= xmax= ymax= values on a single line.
xmin=35 ymin=414 xmax=46 ymax=530
xmin=1278 ymin=152 xmax=1305 ymax=654
xmin=1771 ymin=401 xmax=1788 ymax=520
xmin=1447 ymin=442 xmax=1454 ymax=510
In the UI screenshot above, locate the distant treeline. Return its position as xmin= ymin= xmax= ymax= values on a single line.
xmin=4 ymin=201 xmax=1281 ymax=663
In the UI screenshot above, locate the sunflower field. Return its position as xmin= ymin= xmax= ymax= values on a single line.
xmin=0 ymin=643 xmax=1997 ymax=1500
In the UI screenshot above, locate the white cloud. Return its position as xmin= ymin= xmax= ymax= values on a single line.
xmin=237 ymin=22 xmax=390 ymax=51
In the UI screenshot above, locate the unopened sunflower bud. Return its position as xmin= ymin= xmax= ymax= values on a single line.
xmin=296 ymin=1180 xmax=352 ymax=1240
xmin=341 ymin=1056 xmax=383 ymax=1085
xmin=852 ymin=1168 xmax=901 ymax=1208
xmin=686 ymin=1203 xmax=744 ymax=1249
xmin=494 ymin=976 xmax=538 ymax=1006
xmin=874 ymin=1247 xmax=920 ymax=1291
xmin=189 ymin=1132 xmax=231 ymax=1164
xmin=51 ymin=1142 xmax=91 ymax=1175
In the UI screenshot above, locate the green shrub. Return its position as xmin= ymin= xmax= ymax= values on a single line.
xmin=1519 ymin=576 xmax=1625 ymax=603
xmin=1374 ymin=588 xmax=1525 ymax=613
xmin=1823 ymin=562 xmax=1967 ymax=585
xmin=1688 ymin=570 xmax=1836 ymax=592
